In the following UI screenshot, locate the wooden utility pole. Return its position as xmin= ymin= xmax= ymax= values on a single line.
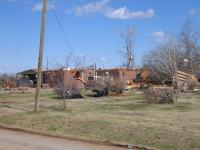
xmin=34 ymin=0 xmax=47 ymax=112
xmin=46 ymin=57 xmax=49 ymax=70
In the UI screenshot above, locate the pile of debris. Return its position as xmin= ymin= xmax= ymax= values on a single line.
xmin=144 ymin=86 xmax=177 ymax=104
xmin=0 ymin=79 xmax=16 ymax=90
xmin=175 ymin=70 xmax=200 ymax=92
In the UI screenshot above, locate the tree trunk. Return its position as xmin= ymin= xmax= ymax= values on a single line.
xmin=64 ymin=98 xmax=67 ymax=110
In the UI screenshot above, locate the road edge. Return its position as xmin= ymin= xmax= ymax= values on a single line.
xmin=0 ymin=125 xmax=155 ymax=150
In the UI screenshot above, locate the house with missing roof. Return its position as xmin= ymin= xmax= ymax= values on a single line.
xmin=16 ymin=67 xmax=136 ymax=88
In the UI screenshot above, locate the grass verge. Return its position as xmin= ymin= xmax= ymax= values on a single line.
xmin=0 ymin=89 xmax=200 ymax=150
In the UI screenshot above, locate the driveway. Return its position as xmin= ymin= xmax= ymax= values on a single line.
xmin=0 ymin=129 xmax=129 ymax=150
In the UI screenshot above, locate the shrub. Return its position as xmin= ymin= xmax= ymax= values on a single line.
xmin=91 ymin=78 xmax=126 ymax=97
xmin=54 ymin=77 xmax=83 ymax=99
xmin=110 ymin=80 xmax=126 ymax=94
xmin=91 ymin=79 xmax=109 ymax=97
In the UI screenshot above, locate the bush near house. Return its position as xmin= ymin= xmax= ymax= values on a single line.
xmin=54 ymin=76 xmax=83 ymax=99
xmin=91 ymin=78 xmax=126 ymax=97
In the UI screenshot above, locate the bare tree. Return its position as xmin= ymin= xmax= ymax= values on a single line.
xmin=179 ymin=20 xmax=200 ymax=74
xmin=53 ymin=52 xmax=84 ymax=110
xmin=144 ymin=39 xmax=180 ymax=84
xmin=54 ymin=72 xmax=82 ymax=110
xmin=73 ymin=55 xmax=86 ymax=70
xmin=143 ymin=39 xmax=180 ymax=103
xmin=145 ymin=20 xmax=200 ymax=81
xmin=143 ymin=20 xmax=200 ymax=103
xmin=65 ymin=51 xmax=73 ymax=69
xmin=120 ymin=25 xmax=136 ymax=69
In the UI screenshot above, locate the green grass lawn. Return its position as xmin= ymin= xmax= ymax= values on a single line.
xmin=0 ymin=89 xmax=200 ymax=150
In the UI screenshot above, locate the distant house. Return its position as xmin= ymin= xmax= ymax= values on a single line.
xmin=17 ymin=69 xmax=38 ymax=87
xmin=16 ymin=69 xmax=47 ymax=87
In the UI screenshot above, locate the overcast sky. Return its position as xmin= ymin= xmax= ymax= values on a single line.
xmin=0 ymin=0 xmax=200 ymax=73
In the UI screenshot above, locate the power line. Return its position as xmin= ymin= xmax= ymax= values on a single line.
xmin=50 ymin=3 xmax=74 ymax=52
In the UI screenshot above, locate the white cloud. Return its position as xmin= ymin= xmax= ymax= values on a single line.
xmin=70 ymin=0 xmax=155 ymax=20
xmin=32 ymin=2 xmax=55 ymax=12
xmin=189 ymin=8 xmax=200 ymax=15
xmin=101 ymin=57 xmax=106 ymax=61
xmin=152 ymin=31 xmax=165 ymax=38
xmin=74 ymin=0 xmax=110 ymax=16
xmin=151 ymin=31 xmax=166 ymax=42
xmin=106 ymin=7 xmax=154 ymax=20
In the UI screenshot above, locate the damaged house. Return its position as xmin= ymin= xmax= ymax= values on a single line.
xmin=17 ymin=69 xmax=41 ymax=87
xmin=17 ymin=67 xmax=136 ymax=88
xmin=43 ymin=68 xmax=95 ymax=88
xmin=95 ymin=68 xmax=136 ymax=84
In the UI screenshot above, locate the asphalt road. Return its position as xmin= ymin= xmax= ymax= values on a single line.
xmin=0 ymin=129 xmax=128 ymax=150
